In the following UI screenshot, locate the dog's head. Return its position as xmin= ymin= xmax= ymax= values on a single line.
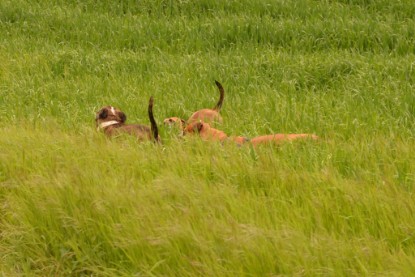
xmin=163 ymin=117 xmax=186 ymax=129
xmin=232 ymin=136 xmax=250 ymax=145
xmin=95 ymin=106 xmax=126 ymax=129
xmin=184 ymin=121 xmax=228 ymax=142
xmin=184 ymin=121 xmax=203 ymax=134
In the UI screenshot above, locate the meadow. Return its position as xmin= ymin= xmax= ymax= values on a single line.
xmin=1 ymin=0 xmax=414 ymax=276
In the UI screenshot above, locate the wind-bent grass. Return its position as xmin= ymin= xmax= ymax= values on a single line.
xmin=1 ymin=0 xmax=415 ymax=275
xmin=1 ymin=125 xmax=414 ymax=276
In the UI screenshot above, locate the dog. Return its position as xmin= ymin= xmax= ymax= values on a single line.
xmin=183 ymin=121 xmax=228 ymax=142
xmin=163 ymin=117 xmax=186 ymax=131
xmin=249 ymin=134 xmax=318 ymax=146
xmin=183 ymin=122 xmax=251 ymax=145
xmin=163 ymin=80 xmax=225 ymax=130
xmin=95 ymin=96 xmax=160 ymax=143
xmin=184 ymin=121 xmax=317 ymax=146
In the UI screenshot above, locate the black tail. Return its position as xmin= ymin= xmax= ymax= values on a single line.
xmin=148 ymin=96 xmax=160 ymax=143
xmin=213 ymin=80 xmax=225 ymax=112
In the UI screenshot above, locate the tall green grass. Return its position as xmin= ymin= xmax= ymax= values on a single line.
xmin=1 ymin=0 xmax=414 ymax=275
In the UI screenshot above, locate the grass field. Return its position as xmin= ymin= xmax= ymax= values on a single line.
xmin=1 ymin=0 xmax=415 ymax=276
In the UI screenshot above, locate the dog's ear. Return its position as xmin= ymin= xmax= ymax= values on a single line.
xmin=180 ymin=119 xmax=186 ymax=126
xmin=118 ymin=111 xmax=127 ymax=123
xmin=98 ymin=109 xmax=108 ymax=119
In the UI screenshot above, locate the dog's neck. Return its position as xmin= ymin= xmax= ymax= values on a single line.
xmin=98 ymin=120 xmax=121 ymax=130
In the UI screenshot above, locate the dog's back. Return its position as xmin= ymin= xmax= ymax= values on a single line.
xmin=104 ymin=124 xmax=152 ymax=140
xmin=187 ymin=109 xmax=222 ymax=124
xmin=250 ymin=134 xmax=318 ymax=146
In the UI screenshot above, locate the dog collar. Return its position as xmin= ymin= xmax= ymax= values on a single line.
xmin=98 ymin=120 xmax=120 ymax=130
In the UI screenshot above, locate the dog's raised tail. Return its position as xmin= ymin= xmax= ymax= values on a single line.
xmin=213 ymin=80 xmax=225 ymax=112
xmin=148 ymin=96 xmax=160 ymax=143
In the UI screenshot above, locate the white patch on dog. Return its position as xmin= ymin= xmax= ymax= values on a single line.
xmin=98 ymin=120 xmax=119 ymax=130
xmin=110 ymin=106 xmax=116 ymax=115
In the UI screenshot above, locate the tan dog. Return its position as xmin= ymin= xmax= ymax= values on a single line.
xmin=95 ymin=96 xmax=160 ymax=143
xmin=184 ymin=121 xmax=317 ymax=146
xmin=184 ymin=121 xmax=228 ymax=142
xmin=164 ymin=80 xmax=225 ymax=130
xmin=249 ymin=134 xmax=318 ymax=146
xmin=163 ymin=117 xmax=186 ymax=130
xmin=184 ymin=122 xmax=250 ymax=145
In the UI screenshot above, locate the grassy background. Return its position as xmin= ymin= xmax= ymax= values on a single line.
xmin=1 ymin=0 xmax=414 ymax=275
